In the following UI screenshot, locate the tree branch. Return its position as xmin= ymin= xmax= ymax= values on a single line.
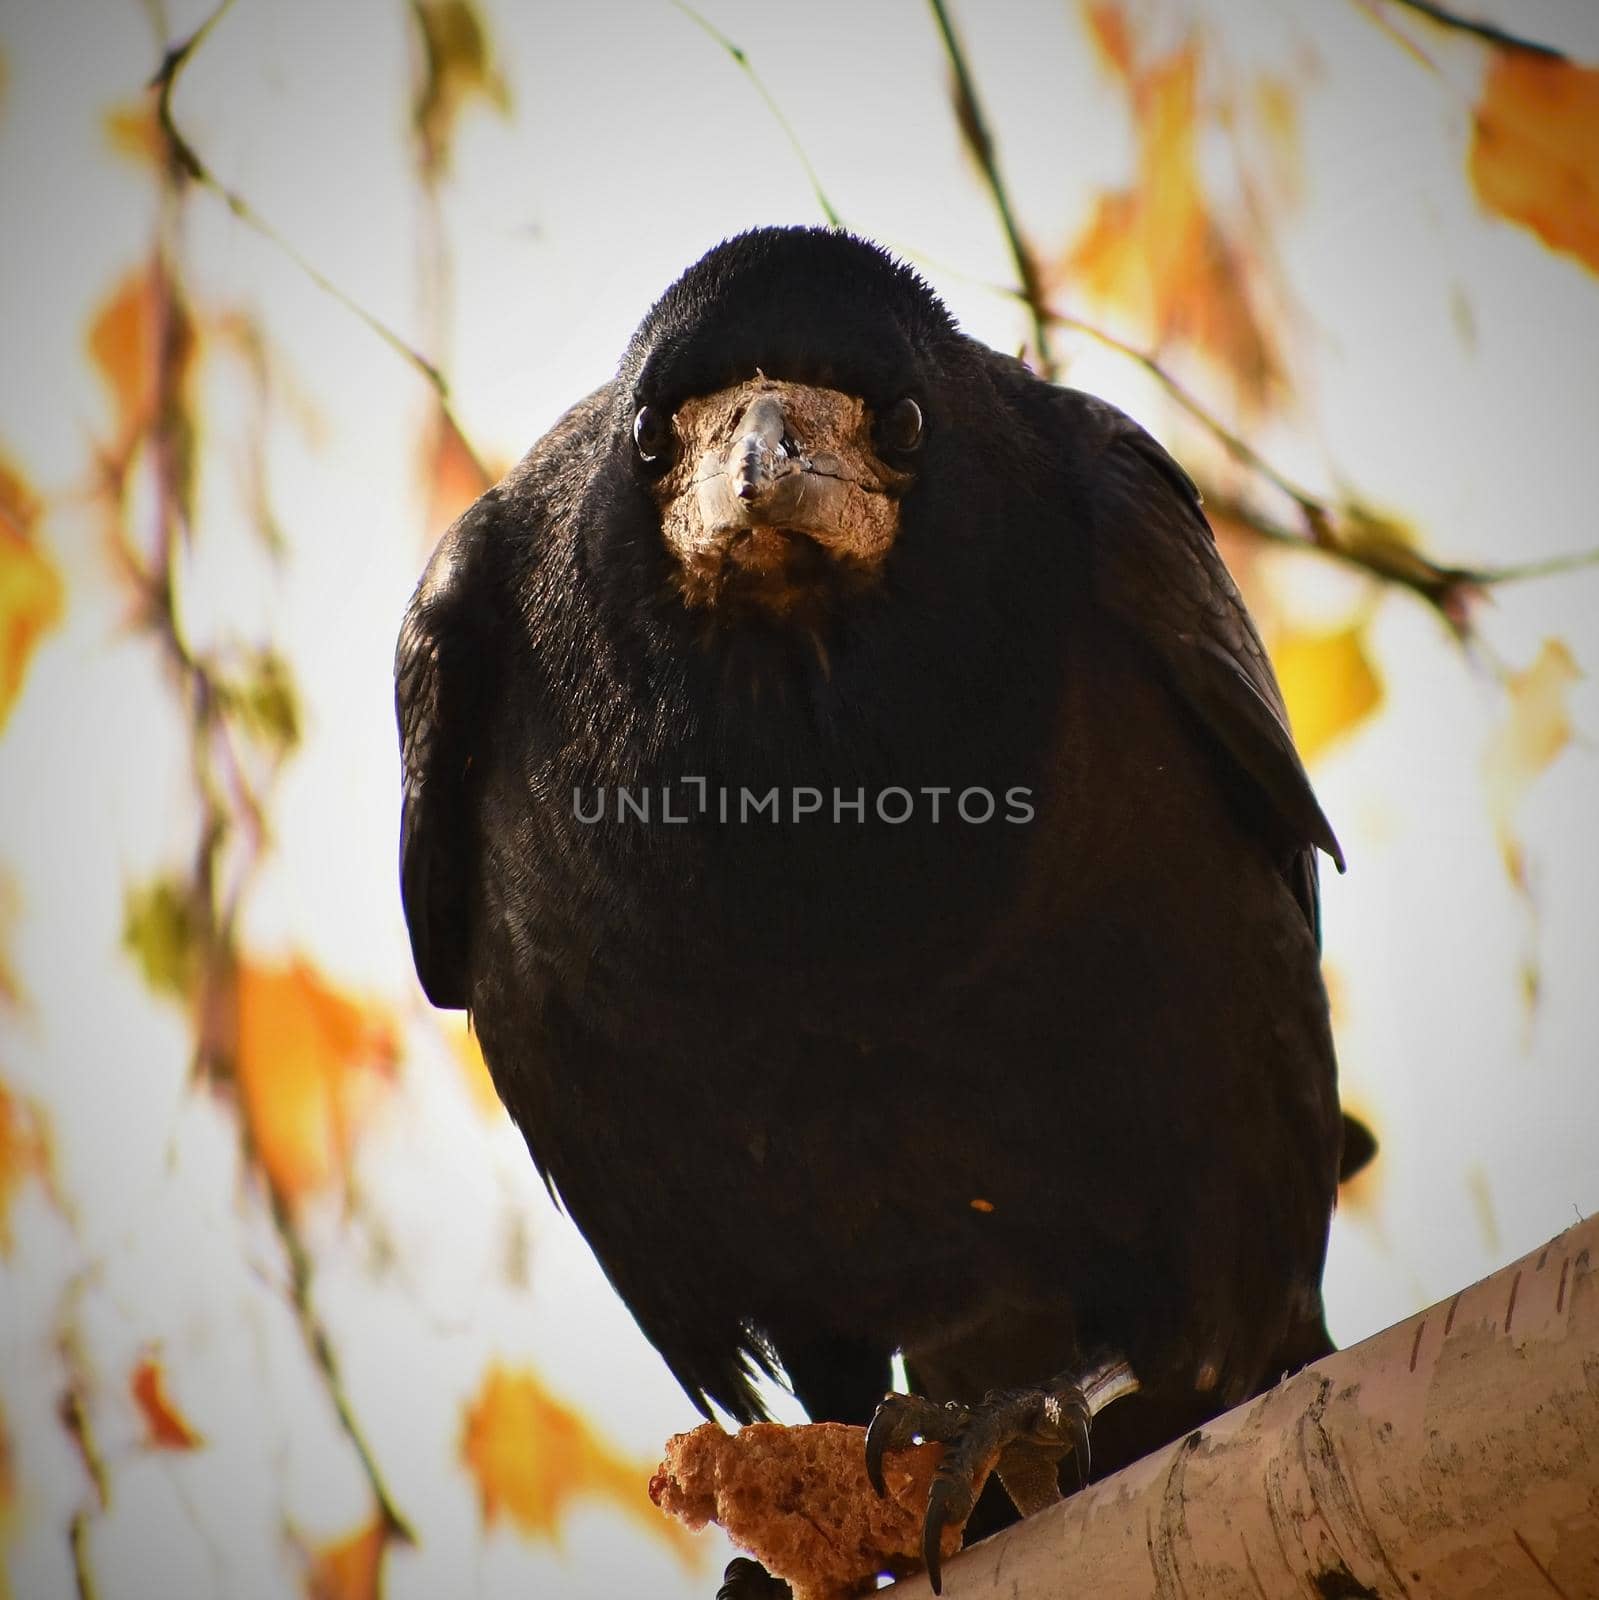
xmin=150 ymin=1 xmax=489 ymax=484
xmin=672 ymin=2 xmax=844 ymax=229
xmin=1385 ymin=0 xmax=1566 ymax=60
xmin=1041 ymin=301 xmax=1599 ymax=623
xmin=926 ymin=0 xmax=1055 ymax=377
xmin=889 ymin=1214 xmax=1599 ymax=1597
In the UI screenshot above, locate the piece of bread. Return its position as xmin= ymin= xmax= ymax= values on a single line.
xmin=650 ymin=1420 xmax=983 ymax=1600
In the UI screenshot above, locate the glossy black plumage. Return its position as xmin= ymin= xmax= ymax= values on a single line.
xmin=397 ymin=227 xmax=1350 ymax=1481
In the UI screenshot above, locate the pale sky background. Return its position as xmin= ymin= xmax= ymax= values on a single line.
xmin=1 ymin=1 xmax=1597 ymax=1597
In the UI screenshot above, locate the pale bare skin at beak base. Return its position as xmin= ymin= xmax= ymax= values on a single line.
xmin=651 ymin=378 xmax=910 ymax=616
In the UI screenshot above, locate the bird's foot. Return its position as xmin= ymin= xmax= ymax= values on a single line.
xmin=864 ymin=1359 xmax=1138 ymax=1594
xmin=716 ymin=1556 xmax=791 ymax=1599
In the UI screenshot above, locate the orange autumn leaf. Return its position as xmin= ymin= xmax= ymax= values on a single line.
xmin=306 ymin=1517 xmax=388 ymax=1600
xmin=131 ymin=1356 xmax=204 ymax=1451
xmin=426 ymin=407 xmax=494 ymax=538
xmin=1471 ymin=50 xmax=1599 ymax=276
xmin=1064 ymin=6 xmax=1281 ymax=406
xmin=461 ymin=1365 xmax=702 ymax=1569
xmin=86 ymin=260 xmax=196 ymax=468
xmin=1484 ymin=639 xmax=1579 ymax=882
xmin=1081 ymin=0 xmax=1134 ymax=80
xmin=0 ymin=452 xmax=63 ymax=736
xmin=0 ymin=1080 xmax=51 ymax=1255
xmin=234 ymin=959 xmax=398 ymax=1203
xmin=1273 ymin=622 xmax=1383 ymax=765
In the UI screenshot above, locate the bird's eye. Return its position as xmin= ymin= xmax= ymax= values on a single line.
xmin=878 ymin=396 xmax=924 ymax=454
xmin=633 ymin=405 xmax=673 ymax=465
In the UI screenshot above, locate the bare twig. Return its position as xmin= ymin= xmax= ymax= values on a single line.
xmin=1385 ymin=0 xmax=1566 ymax=59
xmin=105 ymin=9 xmax=418 ymax=1549
xmin=1036 ymin=299 xmax=1599 ymax=621
xmin=68 ymin=1512 xmax=100 ymax=1600
xmin=260 ymin=1175 xmax=416 ymax=1542
xmin=1047 ymin=304 xmax=1320 ymax=514
xmin=672 ymin=2 xmax=845 ymax=229
xmin=926 ymin=0 xmax=1055 ymax=376
xmin=149 ymin=1 xmax=489 ymax=484
xmin=56 ymin=1301 xmax=108 ymax=1600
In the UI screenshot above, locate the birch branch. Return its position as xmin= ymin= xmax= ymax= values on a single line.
xmin=891 ymin=1214 xmax=1599 ymax=1598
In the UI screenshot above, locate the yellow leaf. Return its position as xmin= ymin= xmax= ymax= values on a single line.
xmin=0 ymin=453 xmax=63 ymax=735
xmin=1471 ymin=50 xmax=1599 ymax=276
xmin=1273 ymin=623 xmax=1383 ymax=764
xmin=306 ymin=1518 xmax=388 ymax=1600
xmin=233 ymin=960 xmax=398 ymax=1204
xmin=1484 ymin=639 xmax=1579 ymax=878
xmin=130 ymin=1356 xmax=204 ymax=1451
xmin=104 ymin=96 xmax=168 ymax=170
xmin=1064 ymin=8 xmax=1282 ymax=406
xmin=449 ymin=1022 xmax=506 ymax=1121
xmin=460 ymin=1365 xmax=702 ymax=1568
xmin=412 ymin=1 xmax=511 ymax=175
xmin=0 ymin=1080 xmax=51 ymax=1255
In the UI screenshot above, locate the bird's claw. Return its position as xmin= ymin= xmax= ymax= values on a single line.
xmin=716 ymin=1555 xmax=791 ymax=1599
xmin=864 ymin=1392 xmax=965 ymax=1497
xmin=865 ymin=1372 xmax=1115 ymax=1595
xmin=922 ymin=1465 xmax=979 ymax=1593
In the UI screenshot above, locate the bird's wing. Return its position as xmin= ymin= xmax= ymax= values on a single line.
xmin=1064 ymin=389 xmax=1343 ymax=933
xmin=396 ymin=386 xmax=613 ymax=1010
xmin=395 ymin=494 xmax=503 ymax=1010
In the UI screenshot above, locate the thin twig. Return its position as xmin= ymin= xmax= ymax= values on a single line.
xmin=262 ymin=1176 xmax=416 ymax=1542
xmin=1046 ymin=304 xmax=1321 ymax=515
xmin=123 ymin=7 xmax=418 ymax=1548
xmin=150 ymin=1 xmax=489 ymax=484
xmin=1041 ymin=300 xmax=1599 ymax=617
xmin=926 ymin=0 xmax=1055 ymax=375
xmin=1386 ymin=0 xmax=1565 ymax=59
xmin=672 ymin=2 xmax=845 ymax=228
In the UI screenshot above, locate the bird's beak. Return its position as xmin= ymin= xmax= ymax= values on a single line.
xmin=651 ymin=378 xmax=910 ymax=616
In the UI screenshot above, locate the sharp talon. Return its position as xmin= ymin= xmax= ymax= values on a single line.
xmin=717 ymin=1556 xmax=791 ymax=1599
xmin=922 ymin=1501 xmax=944 ymax=1594
xmin=864 ymin=1408 xmax=891 ymax=1498
xmin=1070 ymin=1406 xmax=1092 ymax=1485
xmin=923 ymin=1474 xmax=965 ymax=1595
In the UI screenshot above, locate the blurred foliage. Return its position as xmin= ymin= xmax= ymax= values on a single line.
xmin=1471 ymin=50 xmax=1599 ymax=275
xmin=305 ymin=1519 xmax=389 ymax=1600
xmin=411 ymin=0 xmax=511 ymax=177
xmin=1272 ymin=623 xmax=1384 ymax=764
xmin=122 ymin=876 xmax=203 ymax=1002
xmin=129 ymin=1357 xmax=204 ymax=1452
xmin=461 ymin=1366 xmax=699 ymax=1564
xmin=0 ymin=454 xmax=62 ymax=736
xmin=1065 ymin=2 xmax=1283 ymax=406
xmin=0 ymin=0 xmax=1595 ymax=1595
xmin=231 ymin=959 xmax=398 ymax=1206
xmin=0 ymin=1080 xmax=51 ymax=1255
xmin=1485 ymin=639 xmax=1578 ymax=885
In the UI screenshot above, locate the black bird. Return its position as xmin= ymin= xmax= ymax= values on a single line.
xmin=397 ymin=227 xmax=1358 ymax=1592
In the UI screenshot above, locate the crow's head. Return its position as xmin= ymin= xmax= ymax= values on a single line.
xmin=610 ymin=228 xmax=969 ymax=626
